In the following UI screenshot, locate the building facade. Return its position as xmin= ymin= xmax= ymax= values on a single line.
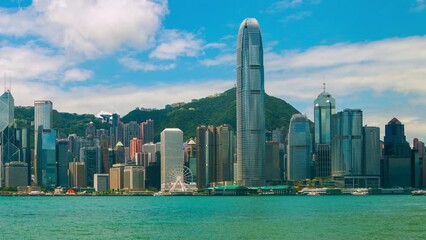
xmin=160 ymin=128 xmax=183 ymax=191
xmin=287 ymin=114 xmax=312 ymax=181
xmin=236 ymin=18 xmax=266 ymax=187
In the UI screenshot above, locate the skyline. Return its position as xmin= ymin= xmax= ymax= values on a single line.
xmin=1 ymin=0 xmax=426 ymax=141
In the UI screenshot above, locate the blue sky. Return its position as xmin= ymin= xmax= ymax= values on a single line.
xmin=1 ymin=0 xmax=426 ymax=142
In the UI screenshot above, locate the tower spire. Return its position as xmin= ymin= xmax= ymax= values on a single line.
xmin=323 ymin=82 xmax=326 ymax=92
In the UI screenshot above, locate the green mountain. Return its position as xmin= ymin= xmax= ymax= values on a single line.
xmin=14 ymin=88 xmax=302 ymax=143
xmin=121 ymin=88 xmax=301 ymax=140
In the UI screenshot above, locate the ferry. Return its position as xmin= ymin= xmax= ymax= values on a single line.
xmin=351 ymin=189 xmax=368 ymax=196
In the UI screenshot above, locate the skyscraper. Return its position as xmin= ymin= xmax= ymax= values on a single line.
xmin=0 ymin=90 xmax=19 ymax=187
xmin=314 ymin=85 xmax=336 ymax=145
xmin=129 ymin=137 xmax=143 ymax=160
xmin=331 ymin=109 xmax=363 ymax=177
xmin=124 ymin=121 xmax=141 ymax=147
xmin=56 ymin=139 xmax=72 ymax=187
xmin=196 ymin=126 xmax=207 ymax=188
xmin=287 ymin=114 xmax=312 ymax=181
xmin=37 ymin=129 xmax=57 ymax=187
xmin=383 ymin=118 xmax=411 ymax=187
xmin=141 ymin=119 xmax=155 ymax=144
xmin=313 ymin=86 xmax=335 ymax=178
xmin=236 ymin=18 xmax=265 ymax=187
xmin=34 ymin=100 xmax=53 ymax=186
xmin=160 ymin=128 xmax=183 ymax=191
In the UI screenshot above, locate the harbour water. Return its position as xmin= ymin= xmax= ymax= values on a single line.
xmin=1 ymin=195 xmax=425 ymax=239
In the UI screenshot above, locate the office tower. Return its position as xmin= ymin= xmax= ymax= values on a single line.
xmin=80 ymin=139 xmax=102 ymax=187
xmin=314 ymin=85 xmax=336 ymax=145
xmin=56 ymin=139 xmax=72 ymax=187
xmin=94 ymin=174 xmax=109 ymax=192
xmin=363 ymin=126 xmax=380 ymax=176
xmin=68 ymin=162 xmax=86 ymax=188
xmin=141 ymin=119 xmax=154 ymax=144
xmin=129 ymin=138 xmax=143 ymax=160
xmin=5 ymin=162 xmax=28 ymax=187
xmin=34 ymin=100 xmax=53 ymax=186
xmin=124 ymin=121 xmax=141 ymax=147
xmin=160 ymin=128 xmax=184 ymax=191
xmin=15 ymin=128 xmax=31 ymax=185
xmin=236 ymin=18 xmax=266 ymax=187
xmin=143 ymin=142 xmax=157 ymax=164
xmin=287 ymin=114 xmax=312 ymax=180
xmin=185 ymin=139 xmax=197 ymax=183
xmin=413 ymin=139 xmax=425 ymax=187
xmin=313 ymin=87 xmax=335 ymax=178
xmin=196 ymin=126 xmax=207 ymax=188
xmin=216 ymin=125 xmax=234 ymax=183
xmin=383 ymin=118 xmax=411 ymax=187
xmin=98 ymin=131 xmax=110 ymax=173
xmin=85 ymin=122 xmax=96 ymax=138
xmin=0 ymin=90 xmax=19 ymax=187
xmin=114 ymin=141 xmax=125 ymax=164
xmin=68 ymin=134 xmax=79 ymax=160
xmin=124 ymin=166 xmax=145 ymax=191
xmin=109 ymin=113 xmax=123 ymax=148
xmin=37 ymin=129 xmax=57 ymax=187
xmin=315 ymin=144 xmax=331 ymax=177
xmin=109 ymin=163 xmax=126 ymax=191
xmin=205 ymin=126 xmax=217 ymax=185
xmin=331 ymin=109 xmax=363 ymax=177
xmin=135 ymin=152 xmax=149 ymax=167
xmin=265 ymin=141 xmax=281 ymax=183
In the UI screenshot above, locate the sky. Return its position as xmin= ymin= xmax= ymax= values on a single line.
xmin=0 ymin=0 xmax=426 ymax=142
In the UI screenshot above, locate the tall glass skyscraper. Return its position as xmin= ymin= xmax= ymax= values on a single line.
xmin=0 ymin=90 xmax=19 ymax=187
xmin=314 ymin=86 xmax=335 ymax=145
xmin=236 ymin=18 xmax=265 ymax=187
xmin=331 ymin=109 xmax=363 ymax=176
xmin=287 ymin=114 xmax=312 ymax=181
xmin=34 ymin=100 xmax=53 ymax=186
xmin=37 ymin=129 xmax=57 ymax=187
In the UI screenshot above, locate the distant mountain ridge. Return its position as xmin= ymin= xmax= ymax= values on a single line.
xmin=15 ymin=88 xmax=301 ymax=142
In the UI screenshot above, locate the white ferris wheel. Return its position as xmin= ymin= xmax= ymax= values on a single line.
xmin=167 ymin=166 xmax=194 ymax=192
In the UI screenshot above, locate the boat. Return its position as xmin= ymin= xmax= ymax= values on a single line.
xmin=307 ymin=192 xmax=320 ymax=196
xmin=352 ymin=189 xmax=368 ymax=196
xmin=153 ymin=192 xmax=164 ymax=196
xmin=411 ymin=190 xmax=426 ymax=196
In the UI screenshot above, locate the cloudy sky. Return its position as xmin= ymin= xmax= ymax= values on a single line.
xmin=1 ymin=0 xmax=426 ymax=142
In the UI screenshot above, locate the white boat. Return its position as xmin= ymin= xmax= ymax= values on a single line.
xmin=411 ymin=190 xmax=426 ymax=196
xmin=153 ymin=192 xmax=164 ymax=196
xmin=307 ymin=192 xmax=321 ymax=196
xmin=352 ymin=189 xmax=368 ymax=196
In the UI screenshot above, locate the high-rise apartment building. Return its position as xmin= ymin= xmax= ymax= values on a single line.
xmin=124 ymin=121 xmax=141 ymax=147
xmin=287 ymin=114 xmax=312 ymax=181
xmin=236 ymin=18 xmax=265 ymax=187
xmin=160 ymin=128 xmax=183 ymax=191
xmin=141 ymin=119 xmax=154 ymax=144
xmin=129 ymin=137 xmax=143 ymax=160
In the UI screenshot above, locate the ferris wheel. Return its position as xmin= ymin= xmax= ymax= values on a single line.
xmin=168 ymin=166 xmax=194 ymax=192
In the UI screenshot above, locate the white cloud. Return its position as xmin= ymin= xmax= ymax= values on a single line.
xmin=0 ymin=0 xmax=168 ymax=56
xmin=12 ymin=78 xmax=235 ymax=115
xmin=118 ymin=56 xmax=175 ymax=71
xmin=261 ymin=35 xmax=426 ymax=141
xmin=267 ymin=0 xmax=303 ymax=13
xmin=63 ymin=68 xmax=93 ymax=82
xmin=0 ymin=44 xmax=69 ymax=81
xmin=282 ymin=11 xmax=312 ymax=23
xmin=200 ymin=54 xmax=235 ymax=66
xmin=149 ymin=29 xmax=203 ymax=60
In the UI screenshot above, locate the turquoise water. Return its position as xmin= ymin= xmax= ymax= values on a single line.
xmin=0 ymin=195 xmax=425 ymax=239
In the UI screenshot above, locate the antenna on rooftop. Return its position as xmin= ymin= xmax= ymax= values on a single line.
xmin=323 ymin=82 xmax=326 ymax=92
